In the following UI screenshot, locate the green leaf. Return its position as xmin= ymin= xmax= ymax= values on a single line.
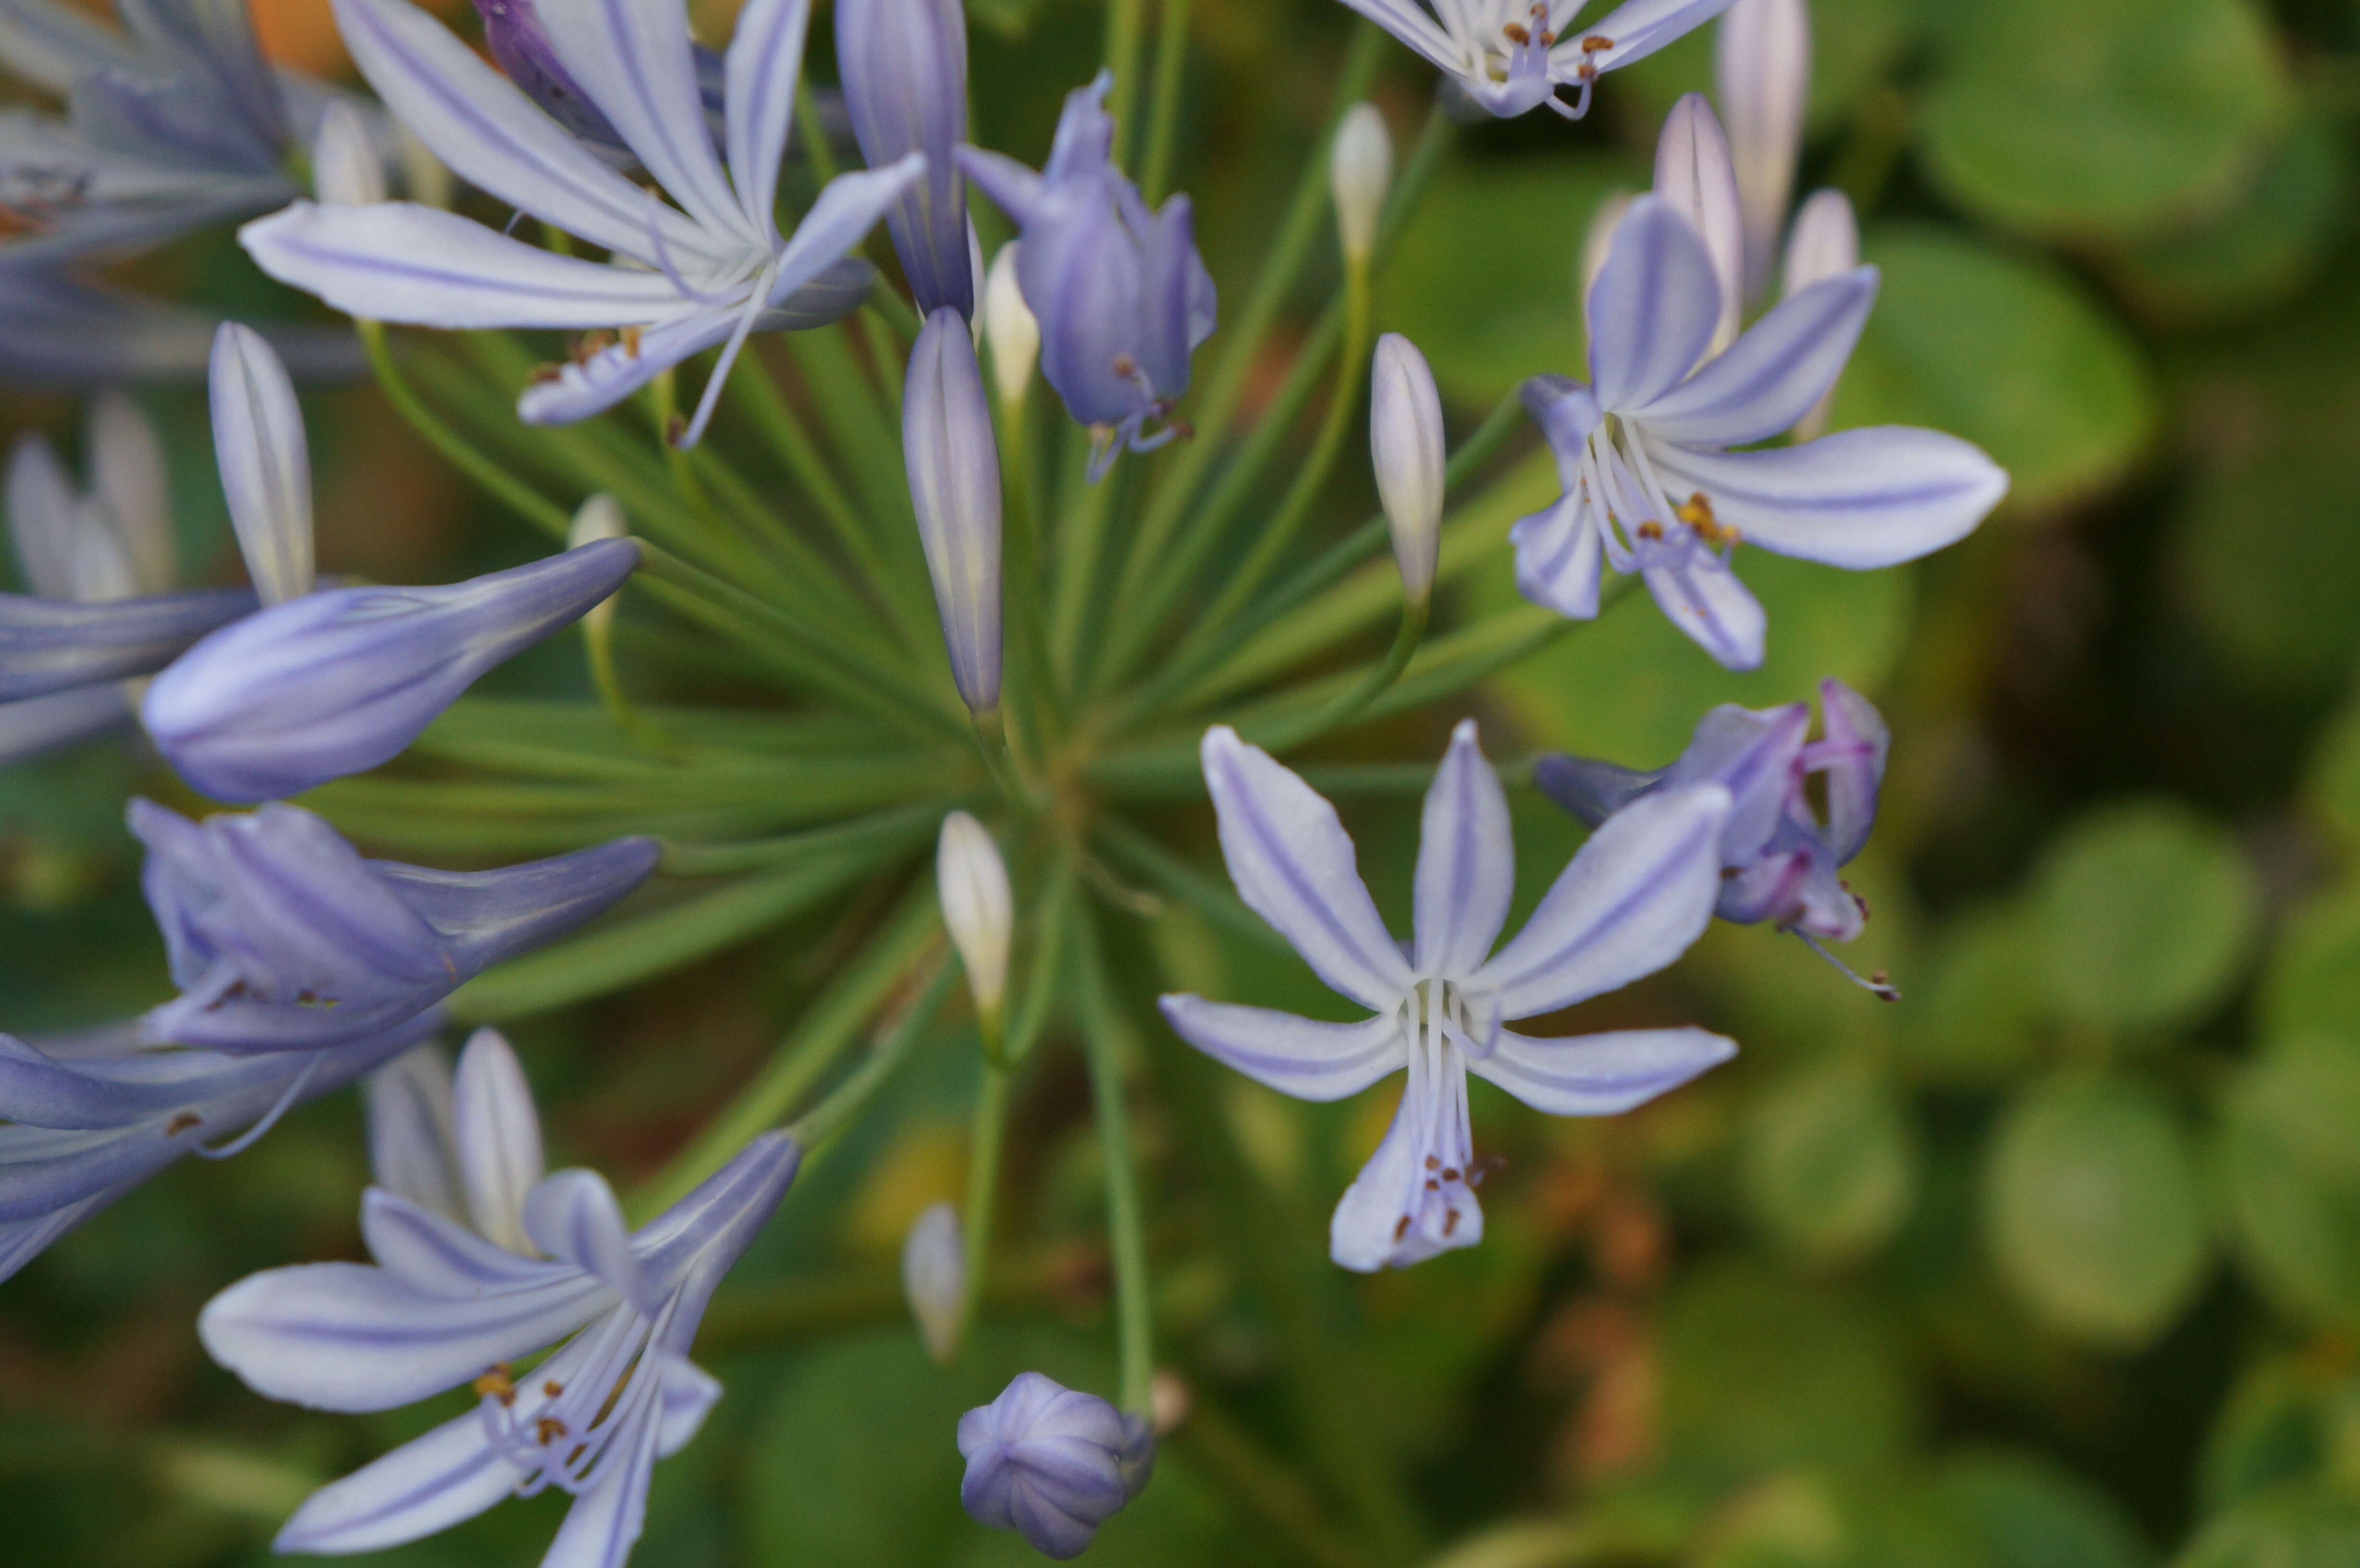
xmin=1903 ymin=901 xmax=2051 ymax=1087
xmin=1984 ymin=1075 xmax=2212 ymax=1347
xmin=1831 ymin=228 xmax=2158 ymax=512
xmin=2028 ymin=801 xmax=2259 ymax=1034
xmin=2175 ymin=1489 xmax=2360 ymax=1568
xmin=1936 ymin=1448 xmax=2153 ymax=1568
xmin=1743 ymin=1062 xmax=1921 ymax=1265
xmin=2261 ymin=887 xmax=2360 ymax=1041
xmin=2221 ymin=1037 xmax=2360 ymax=1332
xmin=1917 ymin=0 xmax=2291 ymax=241
xmin=2200 ymin=1357 xmax=2350 ymax=1512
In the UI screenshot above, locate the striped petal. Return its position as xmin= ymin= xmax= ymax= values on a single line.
xmin=1157 ymin=997 xmax=1402 ymax=1103
xmin=1469 ymin=1026 xmax=1735 ymax=1114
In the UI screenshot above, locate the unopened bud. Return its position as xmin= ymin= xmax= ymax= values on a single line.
xmin=1716 ymin=0 xmax=1810 ymax=299
xmin=1330 ymin=103 xmax=1392 ymax=264
xmin=905 ymin=308 xmax=1003 ymax=714
xmin=208 ymin=323 xmax=314 ymax=607
xmin=982 ymin=245 xmax=1038 ymax=409
xmin=937 ymin=811 xmax=1012 ymax=1022
xmin=901 ymin=1200 xmax=966 ymax=1363
xmin=1370 ymin=334 xmax=1443 ymax=606
xmin=394 ymin=122 xmax=453 ymax=208
xmin=1781 ymin=189 xmax=1858 ymax=441
xmin=311 ymin=100 xmax=385 ymax=207
xmin=86 ymin=393 xmax=174 ymax=596
xmin=567 ymin=494 xmax=630 ymax=640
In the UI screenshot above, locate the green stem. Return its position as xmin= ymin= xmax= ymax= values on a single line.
xmin=1141 ymin=0 xmax=1192 ymax=206
xmin=1105 ymin=0 xmax=1149 ymax=170
xmin=657 ymin=801 xmax=951 ymax=876
xmin=1250 ymin=597 xmax=1427 ymax=753
xmin=633 ymin=888 xmax=942 ymax=1218
xmin=796 ymin=73 xmax=840 ymax=183
xmin=1048 ymin=442 xmax=1114 ymax=694
xmin=357 ymin=322 xmax=570 ymax=539
xmin=1092 ymin=816 xmax=1291 ymax=956
xmin=1074 ymin=906 xmax=1155 ymax=1417
xmin=788 ymin=960 xmax=956 ymax=1149
xmin=998 ymin=398 xmax=1067 ymax=749
xmin=958 ymin=1063 xmax=1010 ymax=1345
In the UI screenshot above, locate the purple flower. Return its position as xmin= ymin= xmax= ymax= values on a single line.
xmin=1333 ymin=0 xmax=1736 ymax=119
xmin=131 ymin=797 xmax=658 ymax=1054
xmin=0 ymin=1012 xmax=437 ymax=1284
xmin=1161 ymin=723 xmax=1737 ymax=1272
xmin=958 ymin=72 xmax=1215 ymax=479
xmin=837 ymin=0 xmax=973 ymax=317
xmin=959 ymin=1372 xmax=1154 ymax=1559
xmin=905 ymin=307 xmax=1002 ymax=713
xmin=0 ymin=587 xmax=257 ymax=704
xmin=1511 ymin=188 xmax=2008 ymax=670
xmin=142 ymin=539 xmax=640 ymax=802
xmin=200 ymin=1029 xmax=799 ymax=1568
xmin=0 ymin=268 xmax=362 ymax=384
xmin=241 ymin=0 xmax=922 ymax=445
xmin=1535 ymin=676 xmax=1890 ymax=947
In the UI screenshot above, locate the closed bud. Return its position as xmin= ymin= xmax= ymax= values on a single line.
xmin=1716 ymin=0 xmax=1810 ymax=299
xmin=567 ymin=494 xmax=630 ymax=641
xmin=838 ymin=0 xmax=973 ymax=317
xmin=87 ymin=394 xmax=175 ymax=596
xmin=905 ymin=309 xmax=1003 ymax=714
xmin=901 ymin=1201 xmax=965 ymax=1362
xmin=207 ymin=323 xmax=314 ymax=607
xmin=937 ymin=811 xmax=1012 ymax=1022
xmin=1653 ymin=94 xmax=1744 ymax=352
xmin=1370 ymin=334 xmax=1444 ymax=606
xmin=8 ymin=435 xmax=79 ymax=600
xmin=141 ymin=539 xmax=641 ymax=802
xmin=311 ymin=99 xmax=386 ymax=206
xmin=982 ymin=245 xmax=1038 ymax=408
xmin=959 ymin=1372 xmax=1155 ymax=1560
xmin=1781 ymin=189 xmax=1858 ymax=441
xmin=1329 ymin=103 xmax=1392 ymax=264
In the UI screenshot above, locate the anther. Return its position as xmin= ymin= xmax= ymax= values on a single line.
xmin=1637 ymin=520 xmax=1663 ymax=541
xmin=620 ymin=324 xmax=642 ymax=359
xmin=543 ymin=1381 xmax=564 ymax=1396
xmin=1425 ymin=1177 xmax=1440 ymax=1191
xmin=473 ymin=1364 xmax=516 ymax=1406
xmin=1393 ymin=1214 xmax=1412 ymax=1241
xmin=1503 ymin=22 xmax=1530 ymax=44
xmin=1443 ymin=1209 xmax=1462 ymax=1236
xmin=166 ymin=1112 xmax=202 ymax=1135
xmin=536 ymin=1417 xmax=568 ymax=1445
xmin=1110 ymin=352 xmax=1138 ymax=379
xmin=1440 ymin=1167 xmax=1460 ymax=1183
xmin=1581 ymin=34 xmax=1613 ymax=50
xmin=1424 ymin=1155 xmax=1439 ymax=1170
xmin=1677 ymin=492 xmax=1738 ymax=547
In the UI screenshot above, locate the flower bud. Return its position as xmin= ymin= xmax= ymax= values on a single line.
xmin=1578 ymin=189 xmax=1635 ymax=306
xmin=901 ymin=1200 xmax=965 ymax=1363
xmin=141 ymin=539 xmax=641 ymax=803
xmin=1370 ymin=333 xmax=1443 ymax=607
xmin=837 ymin=0 xmax=973 ymax=317
xmin=982 ymin=245 xmax=1038 ymax=409
xmin=87 ymin=393 xmax=174 ymax=596
xmin=1653 ymin=94 xmax=1744 ymax=352
xmin=1716 ymin=0 xmax=1810 ymax=299
xmin=937 ymin=810 xmax=1012 ymax=1022
xmin=567 ymin=494 xmax=630 ymax=641
xmin=7 ymin=435 xmax=79 ymax=600
xmin=1330 ymin=103 xmax=1392 ymax=264
xmin=1781 ymin=189 xmax=1858 ymax=441
xmin=311 ymin=99 xmax=386 ymax=206
xmin=959 ymin=1372 xmax=1154 ymax=1560
xmin=207 ymin=323 xmax=314 ymax=607
xmin=905 ymin=308 xmax=1003 ymax=714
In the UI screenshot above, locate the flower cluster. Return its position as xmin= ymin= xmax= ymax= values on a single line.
xmin=0 ymin=0 xmax=2012 ymax=1562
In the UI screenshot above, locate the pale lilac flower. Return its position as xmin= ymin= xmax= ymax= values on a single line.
xmin=240 ymin=0 xmax=924 ymax=445
xmin=1161 ymin=723 xmax=1737 ymax=1272
xmin=1512 ymin=193 xmax=2007 ymax=670
xmin=1335 ymin=0 xmax=1735 ymax=120
xmin=959 ymin=1371 xmax=1154 ymax=1559
xmin=1779 ymin=188 xmax=1858 ymax=441
xmin=0 ymin=1011 xmax=437 ymax=1284
xmin=131 ymin=797 xmax=659 ymax=1054
xmin=838 ymin=0 xmax=972 ymax=317
xmin=905 ymin=307 xmax=1002 ymax=713
xmin=467 ymin=0 xmax=724 ymax=160
xmin=200 ymin=1029 xmax=799 ymax=1568
xmin=1653 ymin=93 xmax=1744 ymax=351
xmin=1536 ymin=677 xmax=1888 ymax=953
xmin=958 ymin=73 xmax=1216 ymax=479
xmin=1714 ymin=0 xmax=1808 ymax=298
xmin=0 ymin=583 xmax=254 ymax=704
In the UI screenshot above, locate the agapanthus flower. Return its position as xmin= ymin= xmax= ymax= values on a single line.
xmin=469 ymin=0 xmax=722 ymax=161
xmin=1536 ymin=677 xmax=1889 ymax=956
xmin=1161 ymin=723 xmax=1738 ymax=1272
xmin=0 ymin=1011 xmax=437 ymax=1284
xmin=132 ymin=796 xmax=659 ymax=1053
xmin=903 ymin=306 xmax=1002 ymax=714
xmin=240 ymin=0 xmax=922 ymax=445
xmin=200 ymin=1029 xmax=800 ymax=1568
xmin=958 ymin=72 xmax=1215 ymax=479
xmin=1512 ymin=190 xmax=2007 ymax=669
xmin=959 ymin=1371 xmax=1154 ymax=1559
xmin=837 ymin=0 xmax=973 ymax=317
xmin=1335 ymin=0 xmax=1735 ymax=120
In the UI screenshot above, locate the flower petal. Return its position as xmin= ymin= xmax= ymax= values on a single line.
xmin=524 ymin=1167 xmax=651 ymax=1311
xmin=1200 ymin=725 xmax=1413 ymax=1011
xmin=540 ymin=1396 xmax=664 ymax=1568
xmin=1662 ymin=701 xmax=1811 ymax=863
xmin=1412 ymin=719 xmax=1514 ymax=975
xmin=1157 ymin=996 xmax=1402 ymax=1102
xmin=360 ymin=1188 xmax=578 ymax=1298
xmin=208 ymin=323 xmax=313 ymax=605
xmin=1555 ymin=0 xmax=1739 ymax=73
xmin=655 ymin=1355 xmax=724 ymax=1457
xmin=1469 ymin=1026 xmax=1735 ymax=1114
xmin=1628 ymin=269 xmax=1877 ymax=447
xmin=271 ymin=1405 xmax=520 ymax=1555
xmin=1474 ymin=784 xmax=1731 ymax=1020
xmin=364 ymin=1044 xmax=461 ymax=1218
xmin=1644 ymin=555 xmax=1767 ymax=671
xmin=87 ymin=392 xmax=174 ymax=594
xmin=1586 ymin=195 xmax=1721 ymax=411
xmin=1652 ymin=94 xmax=1742 ymax=347
xmin=1328 ymin=1087 xmax=1482 ymax=1273
xmin=7 ymin=434 xmax=79 ymax=599
xmin=769 ymin=156 xmax=930 ymax=309
xmin=239 ymin=201 xmax=696 ymax=329
xmin=1644 ymin=426 xmax=2011 ymax=568
xmin=543 ymin=0 xmax=752 ymax=243
xmin=0 ymin=686 xmax=130 ymax=765
xmin=1814 ymin=676 xmax=1888 ymax=863
xmin=724 ymin=0 xmax=810 ymax=234
xmin=1510 ymin=491 xmax=1605 ymax=620
xmin=452 ymin=1027 xmax=543 ymax=1253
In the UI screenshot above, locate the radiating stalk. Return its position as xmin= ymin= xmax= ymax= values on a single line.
xmin=1093 ymin=817 xmax=1291 ymax=956
xmin=658 ymin=801 xmax=953 ymax=876
xmin=1074 ymin=907 xmax=1155 ymax=1417
xmin=1247 ymin=597 xmax=1427 ymax=754
xmin=357 ymin=322 xmax=571 ymax=540
xmin=958 ymin=1063 xmax=1010 ymax=1346
xmin=1105 ymin=0 xmax=1149 ymax=169
xmin=1141 ymin=0 xmax=1192 ymax=206
xmin=788 ymin=959 xmax=956 ymax=1149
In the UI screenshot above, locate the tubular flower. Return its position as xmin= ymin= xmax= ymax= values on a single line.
xmin=1511 ymin=193 xmax=2007 ymax=670
xmin=959 ymin=1371 xmax=1155 ymax=1559
xmin=131 ymin=797 xmax=659 ymax=1054
xmin=239 ymin=0 xmax=924 ymax=445
xmin=1536 ymin=676 xmax=1891 ymax=949
xmin=199 ymin=1029 xmax=800 ymax=1568
xmin=0 ymin=1012 xmax=438 ymax=1284
xmin=1161 ymin=723 xmax=1738 ymax=1272
xmin=958 ymin=72 xmax=1216 ymax=480
xmin=1334 ymin=0 xmax=1736 ymax=120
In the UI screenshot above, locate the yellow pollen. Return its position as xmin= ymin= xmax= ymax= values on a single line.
xmin=1678 ymin=492 xmax=1740 ymax=547
xmin=473 ymin=1364 xmax=516 ymax=1406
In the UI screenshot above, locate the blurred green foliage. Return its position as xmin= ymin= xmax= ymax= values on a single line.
xmin=6 ymin=0 xmax=2360 ymax=1564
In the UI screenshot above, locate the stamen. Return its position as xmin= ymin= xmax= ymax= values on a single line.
xmin=1790 ymin=929 xmax=1901 ymax=1001
xmin=1394 ymin=1214 xmax=1412 ymax=1241
xmin=195 ymin=1051 xmax=326 ymax=1161
xmin=1443 ymin=1209 xmax=1461 ymax=1236
xmin=165 ymin=1112 xmax=202 ymax=1136
xmin=474 ymin=1364 xmax=517 ymax=1406
xmin=536 ymin=1417 xmax=569 ymax=1445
